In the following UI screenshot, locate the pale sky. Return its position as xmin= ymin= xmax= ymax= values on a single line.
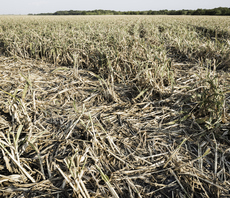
xmin=0 ymin=0 xmax=229 ymax=15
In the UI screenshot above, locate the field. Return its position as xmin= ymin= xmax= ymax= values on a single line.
xmin=0 ymin=15 xmax=230 ymax=197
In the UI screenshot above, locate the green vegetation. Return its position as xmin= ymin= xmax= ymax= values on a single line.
xmin=0 ymin=15 xmax=229 ymax=197
xmin=34 ymin=7 xmax=230 ymax=16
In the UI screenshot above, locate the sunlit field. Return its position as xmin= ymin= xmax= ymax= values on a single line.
xmin=0 ymin=15 xmax=230 ymax=197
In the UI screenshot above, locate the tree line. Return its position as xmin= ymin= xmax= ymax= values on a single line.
xmin=32 ymin=7 xmax=230 ymax=16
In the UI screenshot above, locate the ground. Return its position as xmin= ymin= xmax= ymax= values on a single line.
xmin=0 ymin=54 xmax=229 ymax=197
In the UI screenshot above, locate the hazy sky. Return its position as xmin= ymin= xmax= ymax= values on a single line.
xmin=1 ymin=0 xmax=229 ymax=15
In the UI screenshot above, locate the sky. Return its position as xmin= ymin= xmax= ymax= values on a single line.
xmin=0 ymin=0 xmax=229 ymax=15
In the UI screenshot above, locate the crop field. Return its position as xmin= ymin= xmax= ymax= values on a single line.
xmin=0 ymin=15 xmax=230 ymax=197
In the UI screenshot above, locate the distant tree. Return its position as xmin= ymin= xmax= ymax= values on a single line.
xmin=168 ymin=10 xmax=176 ymax=15
xmin=193 ymin=9 xmax=206 ymax=15
xmin=214 ymin=9 xmax=222 ymax=15
xmin=158 ymin=10 xmax=168 ymax=15
xmin=34 ymin=7 xmax=230 ymax=16
xmin=221 ymin=7 xmax=230 ymax=15
xmin=205 ymin=9 xmax=216 ymax=15
xmin=181 ymin=10 xmax=188 ymax=15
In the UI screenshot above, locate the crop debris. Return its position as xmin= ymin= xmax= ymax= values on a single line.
xmin=0 ymin=15 xmax=230 ymax=197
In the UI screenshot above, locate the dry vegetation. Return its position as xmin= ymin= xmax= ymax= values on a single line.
xmin=0 ymin=15 xmax=230 ymax=197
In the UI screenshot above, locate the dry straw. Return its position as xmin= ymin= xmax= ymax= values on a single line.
xmin=0 ymin=15 xmax=229 ymax=197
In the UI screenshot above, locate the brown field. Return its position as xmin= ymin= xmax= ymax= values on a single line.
xmin=0 ymin=15 xmax=230 ymax=197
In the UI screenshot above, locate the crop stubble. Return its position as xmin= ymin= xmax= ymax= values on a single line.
xmin=0 ymin=15 xmax=230 ymax=197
